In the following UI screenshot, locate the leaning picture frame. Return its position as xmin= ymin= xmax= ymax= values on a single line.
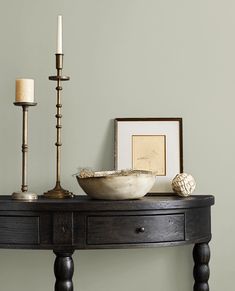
xmin=114 ymin=118 xmax=183 ymax=193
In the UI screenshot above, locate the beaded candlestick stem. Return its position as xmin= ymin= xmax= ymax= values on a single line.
xmin=44 ymin=54 xmax=73 ymax=198
xmin=12 ymin=102 xmax=37 ymax=200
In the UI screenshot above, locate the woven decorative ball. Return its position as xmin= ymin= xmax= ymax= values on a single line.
xmin=171 ymin=173 xmax=196 ymax=197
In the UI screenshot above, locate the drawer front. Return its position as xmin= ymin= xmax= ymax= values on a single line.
xmin=0 ymin=216 xmax=39 ymax=245
xmin=87 ymin=214 xmax=185 ymax=245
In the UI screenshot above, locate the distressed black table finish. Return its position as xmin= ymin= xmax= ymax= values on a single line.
xmin=0 ymin=194 xmax=214 ymax=291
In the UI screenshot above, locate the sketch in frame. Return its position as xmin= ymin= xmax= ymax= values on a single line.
xmin=132 ymin=135 xmax=166 ymax=176
xmin=115 ymin=118 xmax=183 ymax=193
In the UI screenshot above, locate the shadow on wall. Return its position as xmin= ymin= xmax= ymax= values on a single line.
xmin=96 ymin=119 xmax=115 ymax=171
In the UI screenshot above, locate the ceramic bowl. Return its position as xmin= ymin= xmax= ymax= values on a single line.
xmin=76 ymin=170 xmax=156 ymax=200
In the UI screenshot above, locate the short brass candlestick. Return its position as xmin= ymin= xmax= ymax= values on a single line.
xmin=12 ymin=102 xmax=38 ymax=200
xmin=44 ymin=54 xmax=73 ymax=199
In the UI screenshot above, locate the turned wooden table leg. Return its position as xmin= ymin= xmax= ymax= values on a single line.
xmin=193 ymin=243 xmax=210 ymax=291
xmin=53 ymin=250 xmax=74 ymax=291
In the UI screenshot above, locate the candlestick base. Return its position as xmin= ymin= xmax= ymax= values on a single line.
xmin=12 ymin=191 xmax=38 ymax=201
xmin=44 ymin=183 xmax=73 ymax=199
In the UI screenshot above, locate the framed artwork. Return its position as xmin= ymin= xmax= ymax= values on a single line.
xmin=114 ymin=118 xmax=183 ymax=193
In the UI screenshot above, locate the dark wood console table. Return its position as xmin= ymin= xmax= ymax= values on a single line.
xmin=0 ymin=194 xmax=214 ymax=291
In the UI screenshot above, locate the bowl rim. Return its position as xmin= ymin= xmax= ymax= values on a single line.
xmin=77 ymin=169 xmax=156 ymax=179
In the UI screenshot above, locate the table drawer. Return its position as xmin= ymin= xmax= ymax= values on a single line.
xmin=87 ymin=214 xmax=185 ymax=245
xmin=0 ymin=216 xmax=39 ymax=245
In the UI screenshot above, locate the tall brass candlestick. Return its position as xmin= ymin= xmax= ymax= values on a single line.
xmin=44 ymin=54 xmax=73 ymax=198
xmin=12 ymin=102 xmax=37 ymax=200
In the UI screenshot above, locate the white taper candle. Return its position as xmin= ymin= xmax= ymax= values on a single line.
xmin=57 ymin=15 xmax=63 ymax=54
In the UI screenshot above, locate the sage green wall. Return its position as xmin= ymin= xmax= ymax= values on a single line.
xmin=0 ymin=0 xmax=233 ymax=290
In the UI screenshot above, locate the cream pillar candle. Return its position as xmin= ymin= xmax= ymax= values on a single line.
xmin=15 ymin=79 xmax=34 ymax=103
xmin=57 ymin=15 xmax=62 ymax=54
